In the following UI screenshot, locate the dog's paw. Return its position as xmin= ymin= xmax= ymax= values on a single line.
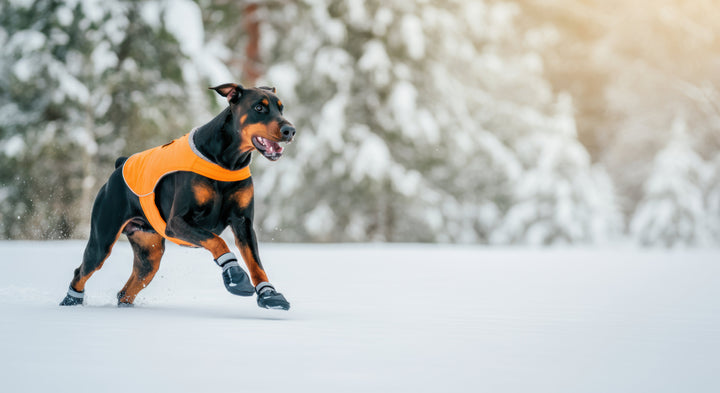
xmin=222 ymin=265 xmax=255 ymax=296
xmin=256 ymin=285 xmax=290 ymax=311
xmin=59 ymin=287 xmax=84 ymax=306
xmin=59 ymin=294 xmax=83 ymax=306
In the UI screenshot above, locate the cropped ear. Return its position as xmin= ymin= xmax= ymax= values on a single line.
xmin=209 ymin=83 xmax=244 ymax=103
xmin=259 ymin=86 xmax=277 ymax=94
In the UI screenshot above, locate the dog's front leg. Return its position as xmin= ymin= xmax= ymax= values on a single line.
xmin=230 ymin=211 xmax=290 ymax=310
xmin=165 ymin=215 xmax=255 ymax=296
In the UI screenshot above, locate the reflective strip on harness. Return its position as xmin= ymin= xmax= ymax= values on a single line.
xmin=122 ymin=129 xmax=251 ymax=246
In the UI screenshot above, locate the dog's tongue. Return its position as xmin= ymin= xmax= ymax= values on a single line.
xmin=265 ymin=140 xmax=283 ymax=155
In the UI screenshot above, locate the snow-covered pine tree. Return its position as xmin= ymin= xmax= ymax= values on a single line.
xmin=630 ymin=117 xmax=711 ymax=247
xmin=250 ymin=0 xmax=514 ymax=242
xmin=453 ymin=2 xmax=621 ymax=245
xmin=248 ymin=0 xmax=425 ymax=242
xmin=490 ymin=93 xmax=623 ymax=245
xmin=249 ymin=0 xmax=619 ymax=243
xmin=0 ymin=0 xmax=224 ymax=239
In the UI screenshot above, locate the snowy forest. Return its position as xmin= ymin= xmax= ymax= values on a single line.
xmin=0 ymin=0 xmax=719 ymax=246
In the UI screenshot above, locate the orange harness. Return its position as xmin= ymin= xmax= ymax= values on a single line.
xmin=122 ymin=130 xmax=251 ymax=246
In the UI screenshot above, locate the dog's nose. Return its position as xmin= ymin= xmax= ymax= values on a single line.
xmin=280 ymin=124 xmax=296 ymax=141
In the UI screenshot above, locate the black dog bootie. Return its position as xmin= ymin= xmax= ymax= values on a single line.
xmin=256 ymin=282 xmax=290 ymax=310
xmin=59 ymin=286 xmax=84 ymax=306
xmin=215 ymin=253 xmax=255 ymax=296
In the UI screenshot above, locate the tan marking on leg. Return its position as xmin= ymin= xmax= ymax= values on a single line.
xmin=199 ymin=236 xmax=231 ymax=260
xmin=118 ymin=231 xmax=164 ymax=304
xmin=73 ymin=273 xmax=95 ymax=293
xmin=231 ymin=185 xmax=254 ymax=209
xmin=236 ymin=243 xmax=268 ymax=286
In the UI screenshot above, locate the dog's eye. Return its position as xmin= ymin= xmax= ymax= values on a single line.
xmin=254 ymin=104 xmax=265 ymax=113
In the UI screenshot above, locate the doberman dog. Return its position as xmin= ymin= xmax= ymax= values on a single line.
xmin=60 ymin=83 xmax=294 ymax=310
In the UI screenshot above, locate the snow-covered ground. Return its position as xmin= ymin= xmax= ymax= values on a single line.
xmin=1 ymin=241 xmax=719 ymax=392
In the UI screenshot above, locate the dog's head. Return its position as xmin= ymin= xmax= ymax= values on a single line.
xmin=210 ymin=83 xmax=295 ymax=161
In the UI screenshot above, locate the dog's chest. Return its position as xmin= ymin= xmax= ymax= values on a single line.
xmin=189 ymin=181 xmax=227 ymax=226
xmin=189 ymin=178 xmax=253 ymax=231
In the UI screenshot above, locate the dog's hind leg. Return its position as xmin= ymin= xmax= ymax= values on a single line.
xmin=60 ymin=181 xmax=130 ymax=306
xmin=117 ymin=231 xmax=165 ymax=307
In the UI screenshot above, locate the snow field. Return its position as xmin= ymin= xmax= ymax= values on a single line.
xmin=1 ymin=241 xmax=719 ymax=392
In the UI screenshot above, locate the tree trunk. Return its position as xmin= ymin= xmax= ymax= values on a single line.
xmin=242 ymin=3 xmax=262 ymax=85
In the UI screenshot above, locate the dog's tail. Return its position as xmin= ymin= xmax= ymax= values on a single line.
xmin=115 ymin=156 xmax=129 ymax=169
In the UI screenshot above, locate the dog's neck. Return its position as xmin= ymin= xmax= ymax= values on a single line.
xmin=192 ymin=107 xmax=252 ymax=171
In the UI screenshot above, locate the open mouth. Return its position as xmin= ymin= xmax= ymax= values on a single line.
xmin=252 ymin=136 xmax=285 ymax=161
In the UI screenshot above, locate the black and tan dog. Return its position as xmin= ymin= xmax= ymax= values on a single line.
xmin=60 ymin=83 xmax=294 ymax=310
